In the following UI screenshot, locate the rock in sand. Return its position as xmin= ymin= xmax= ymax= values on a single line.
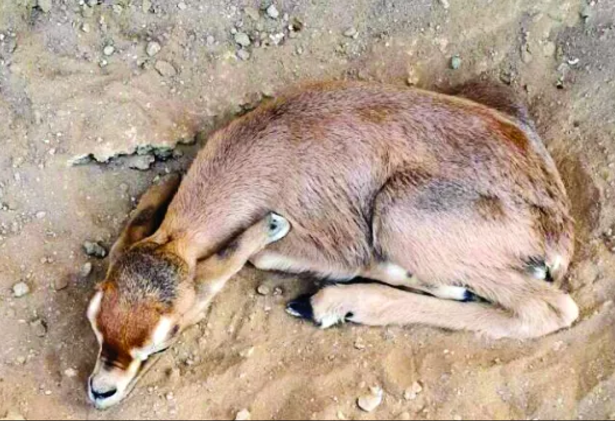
xmin=357 ymin=387 xmax=383 ymax=413
xmin=235 ymin=409 xmax=251 ymax=421
xmin=12 ymin=282 xmax=30 ymax=298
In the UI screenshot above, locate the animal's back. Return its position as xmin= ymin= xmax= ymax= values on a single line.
xmin=165 ymin=82 xmax=573 ymax=278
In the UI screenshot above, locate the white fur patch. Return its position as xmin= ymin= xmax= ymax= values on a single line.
xmin=430 ymin=285 xmax=469 ymax=301
xmin=87 ymin=291 xmax=104 ymax=344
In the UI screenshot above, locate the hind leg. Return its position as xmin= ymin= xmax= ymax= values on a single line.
xmin=287 ymin=171 xmax=578 ymax=339
xmin=360 ymin=261 xmax=475 ymax=302
xmin=287 ymin=280 xmax=578 ymax=339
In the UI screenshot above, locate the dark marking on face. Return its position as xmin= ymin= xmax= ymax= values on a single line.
xmin=101 ymin=343 xmax=133 ymax=370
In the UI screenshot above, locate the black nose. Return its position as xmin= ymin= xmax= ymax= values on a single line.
xmin=90 ymin=379 xmax=118 ymax=400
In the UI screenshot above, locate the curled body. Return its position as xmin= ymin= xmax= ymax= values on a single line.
xmin=86 ymin=82 xmax=577 ymax=409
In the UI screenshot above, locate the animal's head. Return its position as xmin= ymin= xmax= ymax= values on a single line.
xmin=86 ymin=175 xmax=194 ymax=410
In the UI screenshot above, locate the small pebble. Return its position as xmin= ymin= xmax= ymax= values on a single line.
xmin=344 ymin=27 xmax=359 ymax=38
xmin=234 ymin=32 xmax=251 ymax=48
xmin=404 ymin=381 xmax=423 ymax=400
xmin=166 ymin=392 xmax=174 ymax=401
xmin=237 ymin=49 xmax=251 ymax=61
xmin=16 ymin=356 xmax=27 ymax=365
xmin=81 ymin=23 xmax=91 ymax=33
xmin=399 ymin=412 xmax=412 ymax=421
xmin=103 ymin=45 xmax=115 ymax=56
xmin=439 ymin=0 xmax=450 ymax=9
xmin=81 ymin=262 xmax=93 ymax=278
xmin=354 ymin=338 xmax=366 ymax=350
xmin=64 ymin=368 xmax=78 ymax=378
xmin=357 ymin=387 xmax=383 ymax=413
xmin=36 ymin=211 xmax=46 ymax=219
xmin=83 ymin=241 xmax=108 ymax=258
xmin=450 ymin=55 xmax=462 ymax=70
xmin=273 ymin=287 xmax=283 ymax=296
xmin=54 ymin=277 xmax=69 ymax=291
xmin=266 ymin=4 xmax=280 ymax=19
xmin=146 ymin=41 xmax=161 ymax=57
xmin=155 ymin=61 xmax=177 ymax=77
xmin=30 ymin=319 xmax=47 ymax=338
xmin=12 ymin=282 xmax=30 ymax=298
xmin=37 ymin=0 xmax=53 ymax=13
xmin=235 ymin=409 xmax=251 ymax=421
xmin=177 ymin=2 xmax=187 ymax=10
xmin=206 ymin=35 xmax=216 ymax=46
xmin=240 ymin=347 xmax=255 ymax=358
xmin=257 ymin=285 xmax=271 ymax=296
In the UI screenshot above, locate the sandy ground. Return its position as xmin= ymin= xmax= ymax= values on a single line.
xmin=0 ymin=0 xmax=614 ymax=419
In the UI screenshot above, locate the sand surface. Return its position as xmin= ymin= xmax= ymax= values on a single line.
xmin=0 ymin=0 xmax=614 ymax=419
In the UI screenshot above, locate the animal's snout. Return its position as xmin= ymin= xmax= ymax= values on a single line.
xmin=89 ymin=376 xmax=119 ymax=406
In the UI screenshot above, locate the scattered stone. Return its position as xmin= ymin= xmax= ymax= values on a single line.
xmin=240 ymin=347 xmax=255 ymax=358
xmin=450 ymin=55 xmax=462 ymax=70
xmin=357 ymin=387 xmax=383 ymax=413
xmin=146 ymin=41 xmax=161 ymax=57
xmin=273 ymin=287 xmax=283 ymax=296
xmin=257 ymin=285 xmax=271 ymax=296
xmin=237 ymin=49 xmax=251 ymax=61
xmin=206 ymin=35 xmax=216 ymax=46
xmin=269 ymin=32 xmax=285 ymax=46
xmin=166 ymin=392 xmax=174 ymax=401
xmin=81 ymin=23 xmax=91 ymax=33
xmin=235 ymin=409 xmax=251 ymax=421
xmin=406 ymin=67 xmax=420 ymax=86
xmin=177 ymin=2 xmax=187 ymax=11
xmin=126 ymin=154 xmax=156 ymax=170
xmin=354 ymin=338 xmax=366 ymax=350
xmin=81 ymin=262 xmax=93 ymax=278
xmin=12 ymin=282 xmax=30 ymax=298
xmin=234 ymin=32 xmax=251 ymax=48
xmin=142 ymin=0 xmax=152 ymax=12
xmin=154 ymin=61 xmax=176 ymax=77
xmin=439 ymin=0 xmax=450 ymax=9
xmin=266 ymin=4 xmax=280 ymax=19
xmin=36 ymin=211 xmax=46 ymax=219
xmin=64 ymin=368 xmax=78 ymax=378
xmin=245 ymin=7 xmax=260 ymax=21
xmin=404 ymin=381 xmax=423 ymax=400
xmin=37 ymin=0 xmax=53 ymax=13
xmin=83 ymin=241 xmax=107 ymax=258
xmin=344 ymin=27 xmax=359 ymax=38
xmin=16 ymin=356 xmax=27 ymax=365
xmin=54 ymin=277 xmax=69 ymax=291
xmin=30 ymin=319 xmax=47 ymax=338
xmin=103 ymin=45 xmax=115 ymax=56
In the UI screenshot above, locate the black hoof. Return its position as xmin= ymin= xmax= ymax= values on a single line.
xmin=286 ymin=295 xmax=314 ymax=320
xmin=462 ymin=290 xmax=479 ymax=303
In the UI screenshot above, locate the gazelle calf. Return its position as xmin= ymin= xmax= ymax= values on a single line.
xmin=87 ymin=82 xmax=578 ymax=409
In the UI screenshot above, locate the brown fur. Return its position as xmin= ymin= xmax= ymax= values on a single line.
xmin=89 ymin=81 xmax=578 ymax=408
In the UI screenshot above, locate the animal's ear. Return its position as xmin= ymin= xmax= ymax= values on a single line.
xmin=109 ymin=174 xmax=181 ymax=264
